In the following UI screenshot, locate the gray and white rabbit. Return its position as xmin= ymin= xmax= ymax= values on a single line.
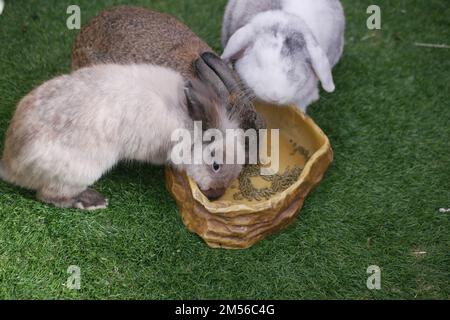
xmin=221 ymin=0 xmax=345 ymax=112
xmin=0 ymin=64 xmax=244 ymax=210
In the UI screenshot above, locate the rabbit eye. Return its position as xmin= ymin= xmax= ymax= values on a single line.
xmin=212 ymin=162 xmax=221 ymax=173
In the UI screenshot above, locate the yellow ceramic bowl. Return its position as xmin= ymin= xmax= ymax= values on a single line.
xmin=165 ymin=103 xmax=333 ymax=249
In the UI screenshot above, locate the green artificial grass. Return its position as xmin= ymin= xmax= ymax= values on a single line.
xmin=0 ymin=0 xmax=449 ymax=299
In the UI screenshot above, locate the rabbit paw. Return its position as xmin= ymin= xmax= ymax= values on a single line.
xmin=73 ymin=189 xmax=108 ymax=211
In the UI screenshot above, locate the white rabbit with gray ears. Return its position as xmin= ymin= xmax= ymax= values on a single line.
xmin=0 ymin=63 xmax=245 ymax=210
xmin=221 ymin=0 xmax=345 ymax=112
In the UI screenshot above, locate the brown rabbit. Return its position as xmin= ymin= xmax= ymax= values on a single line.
xmin=72 ymin=6 xmax=265 ymax=132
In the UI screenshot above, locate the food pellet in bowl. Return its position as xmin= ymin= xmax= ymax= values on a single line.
xmin=290 ymin=140 xmax=311 ymax=159
xmin=233 ymin=164 xmax=303 ymax=202
xmin=232 ymin=142 xmax=311 ymax=202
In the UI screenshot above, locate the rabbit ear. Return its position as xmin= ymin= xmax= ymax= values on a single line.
xmin=305 ymin=34 xmax=335 ymax=93
xmin=185 ymin=81 xmax=220 ymax=130
xmin=221 ymin=24 xmax=254 ymax=62
xmin=194 ymin=55 xmax=230 ymax=100
xmin=201 ymin=52 xmax=241 ymax=94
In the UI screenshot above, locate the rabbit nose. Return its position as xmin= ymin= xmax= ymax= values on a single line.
xmin=202 ymin=187 xmax=226 ymax=200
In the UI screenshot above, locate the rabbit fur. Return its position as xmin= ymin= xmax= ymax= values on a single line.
xmin=221 ymin=0 xmax=345 ymax=112
xmin=0 ymin=64 xmax=244 ymax=209
xmin=72 ymin=6 xmax=266 ymax=132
